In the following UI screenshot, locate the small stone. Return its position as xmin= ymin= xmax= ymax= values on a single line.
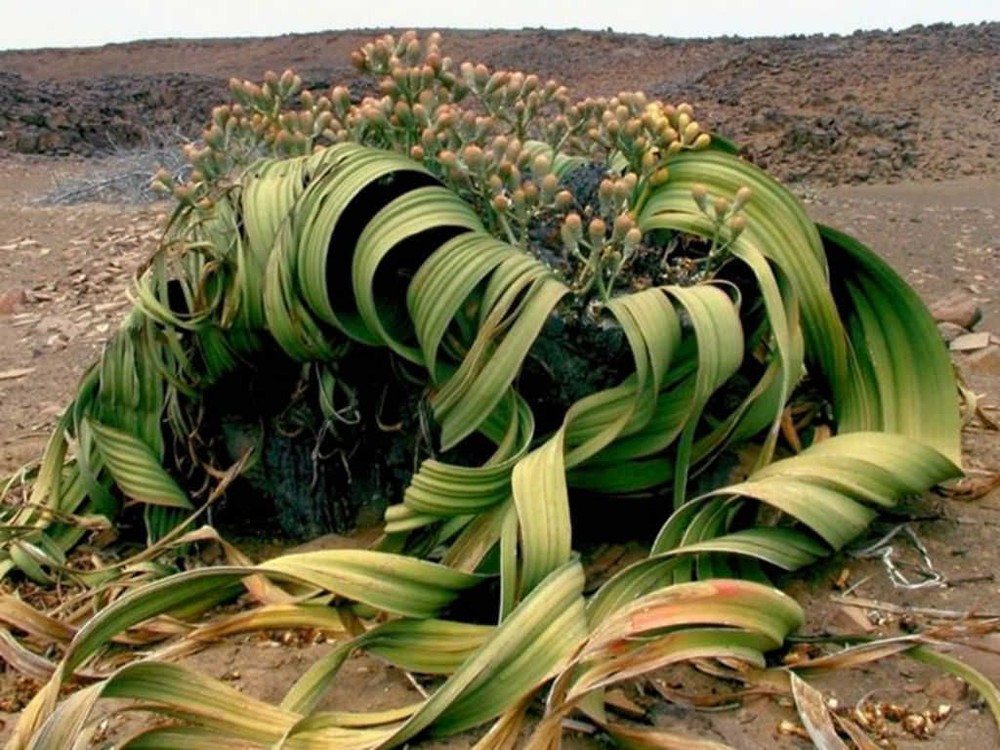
xmin=45 ymin=333 xmax=67 ymax=350
xmin=937 ymin=322 xmax=968 ymax=344
xmin=959 ymin=345 xmax=1000 ymax=377
xmin=929 ymin=290 xmax=983 ymax=329
xmin=0 ymin=288 xmax=26 ymax=316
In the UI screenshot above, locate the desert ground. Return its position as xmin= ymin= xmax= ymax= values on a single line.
xmin=0 ymin=22 xmax=998 ymax=748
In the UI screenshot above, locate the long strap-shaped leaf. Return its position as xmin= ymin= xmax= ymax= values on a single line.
xmin=432 ymin=264 xmax=568 ymax=449
xmin=585 ymin=431 xmax=959 ymax=626
xmin=819 ymin=224 xmax=962 ymax=465
xmin=565 ymin=283 xmax=742 ymax=497
xmin=513 ymin=285 xmax=739 ymax=598
xmin=352 ymin=185 xmax=482 ymax=361
xmin=527 ymin=579 xmax=804 ymax=748
xmin=292 ymin=144 xmax=439 ymax=340
xmin=640 ymin=149 xmax=868 ymax=431
xmin=85 ymin=420 xmax=191 ymax=510
xmin=18 ymin=561 xmax=587 ymax=750
xmin=407 ymin=232 xmax=523 ymax=382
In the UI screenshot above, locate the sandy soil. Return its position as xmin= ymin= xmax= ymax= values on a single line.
xmin=0 ymin=23 xmax=999 ymax=749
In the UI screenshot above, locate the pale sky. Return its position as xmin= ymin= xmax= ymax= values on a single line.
xmin=0 ymin=0 xmax=996 ymax=50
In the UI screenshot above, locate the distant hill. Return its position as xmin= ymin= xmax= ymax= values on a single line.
xmin=1 ymin=23 xmax=997 ymax=185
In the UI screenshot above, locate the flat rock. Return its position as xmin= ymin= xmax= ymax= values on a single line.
xmin=950 ymin=331 xmax=993 ymax=351
xmin=958 ymin=344 xmax=1000 ymax=377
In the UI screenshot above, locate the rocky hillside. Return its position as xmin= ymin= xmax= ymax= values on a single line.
xmin=1 ymin=22 xmax=997 ymax=185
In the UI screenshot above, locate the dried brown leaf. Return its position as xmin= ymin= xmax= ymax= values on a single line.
xmin=789 ymin=672 xmax=849 ymax=749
